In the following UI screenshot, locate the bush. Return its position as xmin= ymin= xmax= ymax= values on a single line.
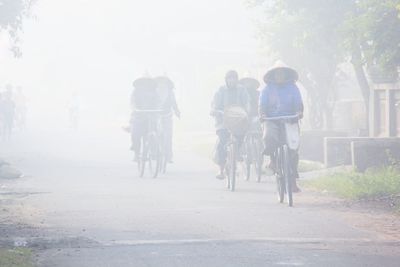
xmin=306 ymin=167 xmax=400 ymax=200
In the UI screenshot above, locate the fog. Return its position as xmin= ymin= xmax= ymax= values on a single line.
xmin=0 ymin=0 xmax=262 ymax=135
xmin=2 ymin=1 xmax=400 ymax=266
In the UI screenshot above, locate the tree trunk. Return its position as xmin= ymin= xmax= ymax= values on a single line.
xmin=351 ymin=45 xmax=370 ymax=134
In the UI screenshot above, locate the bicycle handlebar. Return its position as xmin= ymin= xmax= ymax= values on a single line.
xmin=161 ymin=112 xmax=173 ymax=118
xmin=134 ymin=109 xmax=164 ymax=113
xmin=261 ymin=114 xmax=301 ymax=122
xmin=134 ymin=109 xmax=174 ymax=119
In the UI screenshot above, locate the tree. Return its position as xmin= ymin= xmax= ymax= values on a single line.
xmin=249 ymin=0 xmax=354 ymax=129
xmin=340 ymin=0 xmax=400 ymax=129
xmin=0 ymin=0 xmax=36 ymax=57
xmin=249 ymin=0 xmax=400 ymax=131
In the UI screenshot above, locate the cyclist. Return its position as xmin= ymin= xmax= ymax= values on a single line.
xmin=259 ymin=62 xmax=304 ymax=192
xmin=155 ymin=76 xmax=180 ymax=163
xmin=211 ymin=70 xmax=250 ymax=180
xmin=130 ymin=77 xmax=160 ymax=161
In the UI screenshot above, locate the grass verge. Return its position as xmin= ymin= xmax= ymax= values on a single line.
xmin=0 ymin=248 xmax=35 ymax=267
xmin=304 ymin=167 xmax=400 ymax=205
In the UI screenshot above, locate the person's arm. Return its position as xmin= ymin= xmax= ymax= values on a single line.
xmin=130 ymin=90 xmax=136 ymax=110
xmin=293 ymin=84 xmax=304 ymax=118
xmin=170 ymin=90 xmax=180 ymax=118
xmin=242 ymin=88 xmax=251 ymax=115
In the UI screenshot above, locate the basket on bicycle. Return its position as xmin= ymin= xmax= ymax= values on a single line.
xmin=223 ymin=106 xmax=249 ymax=136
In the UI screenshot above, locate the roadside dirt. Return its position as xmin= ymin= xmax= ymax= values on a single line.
xmin=298 ymin=189 xmax=400 ymax=242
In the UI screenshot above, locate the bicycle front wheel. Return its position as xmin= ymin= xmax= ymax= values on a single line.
xmin=158 ymin=143 xmax=168 ymax=175
xmin=148 ymin=134 xmax=161 ymax=179
xmin=276 ymin=148 xmax=285 ymax=203
xmin=228 ymin=142 xmax=237 ymax=192
xmin=253 ymin=137 xmax=263 ymax=183
xmin=283 ymin=145 xmax=293 ymax=207
xmin=139 ymin=139 xmax=146 ymax=178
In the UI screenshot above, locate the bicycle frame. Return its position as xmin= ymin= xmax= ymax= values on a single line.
xmin=134 ymin=109 xmax=168 ymax=178
xmin=225 ymin=133 xmax=242 ymax=192
xmin=243 ymin=130 xmax=264 ymax=182
xmin=262 ymin=114 xmax=300 ymax=207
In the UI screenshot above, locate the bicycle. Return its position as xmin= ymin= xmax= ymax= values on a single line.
xmin=214 ymin=107 xmax=249 ymax=192
xmin=158 ymin=112 xmax=173 ymax=175
xmin=243 ymin=119 xmax=264 ymax=183
xmin=262 ymin=114 xmax=300 ymax=207
xmin=225 ymin=133 xmax=244 ymax=192
xmin=135 ymin=109 xmax=165 ymax=179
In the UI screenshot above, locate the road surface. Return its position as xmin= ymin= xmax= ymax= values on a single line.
xmin=1 ymin=128 xmax=400 ymax=267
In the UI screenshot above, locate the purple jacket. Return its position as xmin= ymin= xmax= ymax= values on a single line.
xmin=259 ymin=82 xmax=303 ymax=118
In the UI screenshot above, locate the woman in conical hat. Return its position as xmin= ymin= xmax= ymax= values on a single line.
xmin=130 ymin=77 xmax=160 ymax=161
xmin=260 ymin=61 xmax=303 ymax=192
xmin=263 ymin=60 xmax=299 ymax=84
xmin=132 ymin=77 xmax=157 ymax=90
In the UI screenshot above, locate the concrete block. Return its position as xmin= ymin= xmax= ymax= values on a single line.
xmin=351 ymin=138 xmax=400 ymax=172
xmin=300 ymin=130 xmax=347 ymax=162
xmin=324 ymin=137 xmax=360 ymax=168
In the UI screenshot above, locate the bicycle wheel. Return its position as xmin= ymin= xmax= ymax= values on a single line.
xmin=160 ymin=155 xmax=167 ymax=174
xmin=160 ymin=148 xmax=168 ymax=175
xmin=228 ymin=142 xmax=237 ymax=192
xmin=253 ymin=137 xmax=263 ymax=183
xmin=283 ymin=145 xmax=293 ymax=207
xmin=225 ymin=163 xmax=231 ymax=189
xmin=159 ymin=133 xmax=168 ymax=175
xmin=157 ymin=140 xmax=167 ymax=175
xmin=276 ymin=148 xmax=285 ymax=203
xmin=245 ymin=138 xmax=252 ymax=181
xmin=139 ymin=138 xmax=147 ymax=178
xmin=148 ymin=134 xmax=161 ymax=178
xmin=225 ymin=146 xmax=231 ymax=189
xmin=255 ymin=150 xmax=263 ymax=183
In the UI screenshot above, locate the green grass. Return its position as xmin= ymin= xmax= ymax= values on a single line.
xmin=0 ymin=248 xmax=35 ymax=267
xmin=305 ymin=167 xmax=400 ymax=200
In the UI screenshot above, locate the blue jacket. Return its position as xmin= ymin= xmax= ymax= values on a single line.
xmin=259 ymin=82 xmax=303 ymax=118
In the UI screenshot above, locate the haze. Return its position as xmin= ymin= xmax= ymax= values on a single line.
xmin=0 ymin=0 xmax=260 ymax=132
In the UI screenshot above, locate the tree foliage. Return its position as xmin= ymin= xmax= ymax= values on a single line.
xmin=249 ymin=0 xmax=400 ymax=130
xmin=0 ymin=0 xmax=36 ymax=56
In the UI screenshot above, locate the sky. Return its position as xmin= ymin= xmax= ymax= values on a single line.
xmin=0 ymin=0 xmax=262 ymax=130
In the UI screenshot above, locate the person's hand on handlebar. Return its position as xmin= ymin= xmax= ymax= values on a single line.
xmin=260 ymin=113 xmax=302 ymax=123
xmin=287 ymin=113 xmax=303 ymax=123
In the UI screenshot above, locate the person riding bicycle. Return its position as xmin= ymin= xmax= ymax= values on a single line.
xmin=155 ymin=76 xmax=181 ymax=163
xmin=130 ymin=77 xmax=160 ymax=161
xmin=259 ymin=62 xmax=304 ymax=192
xmin=211 ymin=70 xmax=250 ymax=180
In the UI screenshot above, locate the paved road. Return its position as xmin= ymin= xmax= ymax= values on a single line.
xmin=1 ymin=129 xmax=400 ymax=266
